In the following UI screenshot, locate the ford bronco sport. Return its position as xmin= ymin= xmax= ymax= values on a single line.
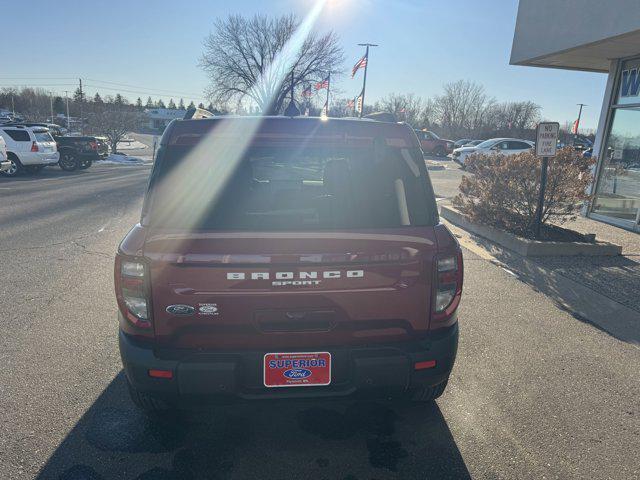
xmin=116 ymin=116 xmax=463 ymax=413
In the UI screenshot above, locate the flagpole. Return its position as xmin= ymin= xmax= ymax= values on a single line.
xmin=574 ymin=103 xmax=587 ymax=145
xmin=357 ymin=43 xmax=378 ymax=118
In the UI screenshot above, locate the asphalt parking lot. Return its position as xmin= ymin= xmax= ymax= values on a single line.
xmin=0 ymin=163 xmax=638 ymax=480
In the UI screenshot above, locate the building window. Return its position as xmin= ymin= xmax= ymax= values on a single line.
xmin=591 ymin=58 xmax=640 ymax=228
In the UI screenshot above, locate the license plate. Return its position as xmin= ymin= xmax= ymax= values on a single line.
xmin=263 ymin=352 xmax=331 ymax=388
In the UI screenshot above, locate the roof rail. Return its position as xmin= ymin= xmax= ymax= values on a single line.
xmin=183 ymin=107 xmax=214 ymax=120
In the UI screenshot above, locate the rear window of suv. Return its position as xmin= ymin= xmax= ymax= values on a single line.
xmin=33 ymin=131 xmax=54 ymax=143
xmin=3 ymin=129 xmax=30 ymax=142
xmin=147 ymin=140 xmax=437 ymax=231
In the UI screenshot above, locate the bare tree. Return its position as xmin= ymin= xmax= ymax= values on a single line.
xmin=86 ymin=107 xmax=142 ymax=153
xmin=199 ymin=14 xmax=344 ymax=114
xmin=432 ymin=80 xmax=495 ymax=138
xmin=486 ymin=101 xmax=541 ymax=136
xmin=377 ymin=93 xmax=424 ymax=127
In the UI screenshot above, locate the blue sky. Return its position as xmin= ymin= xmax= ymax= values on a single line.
xmin=0 ymin=0 xmax=606 ymax=129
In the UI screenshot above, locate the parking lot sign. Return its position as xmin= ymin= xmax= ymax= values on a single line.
xmin=533 ymin=121 xmax=560 ymax=238
xmin=535 ymin=122 xmax=559 ymax=157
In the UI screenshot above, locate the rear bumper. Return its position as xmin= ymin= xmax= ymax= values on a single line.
xmin=20 ymin=152 xmax=59 ymax=166
xmin=119 ymin=322 xmax=458 ymax=403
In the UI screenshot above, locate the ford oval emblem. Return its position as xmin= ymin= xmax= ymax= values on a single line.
xmin=283 ymin=368 xmax=312 ymax=379
xmin=166 ymin=304 xmax=195 ymax=316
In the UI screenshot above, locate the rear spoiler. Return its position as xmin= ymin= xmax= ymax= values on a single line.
xmin=183 ymin=107 xmax=214 ymax=120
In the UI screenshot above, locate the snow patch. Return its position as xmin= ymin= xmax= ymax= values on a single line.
xmin=96 ymin=154 xmax=148 ymax=165
xmin=116 ymin=139 xmax=148 ymax=150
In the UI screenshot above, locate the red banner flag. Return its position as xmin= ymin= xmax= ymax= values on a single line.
xmin=571 ymin=119 xmax=579 ymax=134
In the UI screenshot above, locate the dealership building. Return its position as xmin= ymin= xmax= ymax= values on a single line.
xmin=511 ymin=0 xmax=640 ymax=232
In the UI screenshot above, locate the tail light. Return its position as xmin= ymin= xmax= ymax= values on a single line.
xmin=89 ymin=141 xmax=97 ymax=150
xmin=115 ymin=255 xmax=153 ymax=335
xmin=431 ymin=248 xmax=463 ymax=326
xmin=31 ymin=141 xmax=39 ymax=152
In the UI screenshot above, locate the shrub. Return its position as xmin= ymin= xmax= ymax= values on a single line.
xmin=452 ymin=148 xmax=594 ymax=237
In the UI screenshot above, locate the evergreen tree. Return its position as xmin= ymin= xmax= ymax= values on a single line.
xmin=93 ymin=92 xmax=103 ymax=104
xmin=207 ymin=102 xmax=214 ymax=111
xmin=178 ymin=98 xmax=185 ymax=110
xmin=168 ymin=98 xmax=176 ymax=109
xmin=198 ymin=102 xmax=205 ymax=109
xmin=145 ymin=96 xmax=154 ymax=108
xmin=114 ymin=94 xmax=124 ymax=105
xmin=73 ymin=87 xmax=85 ymax=103
xmin=53 ymin=96 xmax=65 ymax=114
xmin=156 ymin=99 xmax=166 ymax=108
xmin=187 ymin=101 xmax=195 ymax=109
xmin=136 ymin=97 xmax=143 ymax=108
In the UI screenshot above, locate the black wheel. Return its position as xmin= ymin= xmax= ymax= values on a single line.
xmin=59 ymin=151 xmax=78 ymax=171
xmin=408 ymin=379 xmax=449 ymax=402
xmin=3 ymin=154 xmax=22 ymax=177
xmin=434 ymin=146 xmax=446 ymax=157
xmin=24 ymin=165 xmax=45 ymax=174
xmin=127 ymin=381 xmax=173 ymax=416
xmin=78 ymin=159 xmax=93 ymax=170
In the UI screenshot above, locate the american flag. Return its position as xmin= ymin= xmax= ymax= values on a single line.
xmin=315 ymin=76 xmax=329 ymax=90
xmin=351 ymin=54 xmax=368 ymax=78
xmin=301 ymin=85 xmax=313 ymax=97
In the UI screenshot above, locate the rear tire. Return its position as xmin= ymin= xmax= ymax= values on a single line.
xmin=127 ymin=381 xmax=174 ymax=416
xmin=59 ymin=152 xmax=78 ymax=171
xmin=409 ymin=379 xmax=449 ymax=402
xmin=3 ymin=154 xmax=22 ymax=177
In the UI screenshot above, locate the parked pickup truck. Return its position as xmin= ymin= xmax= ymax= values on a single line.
xmin=55 ymin=135 xmax=101 ymax=170
xmin=414 ymin=130 xmax=455 ymax=157
xmin=116 ymin=116 xmax=463 ymax=415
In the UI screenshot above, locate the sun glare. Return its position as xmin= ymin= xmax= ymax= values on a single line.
xmin=154 ymin=0 xmax=328 ymax=238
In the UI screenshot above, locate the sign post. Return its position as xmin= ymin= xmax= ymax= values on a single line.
xmin=533 ymin=122 xmax=559 ymax=238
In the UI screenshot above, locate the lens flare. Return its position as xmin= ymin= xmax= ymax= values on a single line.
xmin=149 ymin=0 xmax=328 ymax=238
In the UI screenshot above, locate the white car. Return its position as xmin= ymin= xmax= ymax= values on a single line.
xmin=0 ymin=125 xmax=59 ymax=177
xmin=449 ymin=138 xmax=534 ymax=166
xmin=0 ymin=135 xmax=10 ymax=173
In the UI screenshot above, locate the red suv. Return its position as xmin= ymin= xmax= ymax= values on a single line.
xmin=414 ymin=130 xmax=454 ymax=157
xmin=116 ymin=116 xmax=463 ymax=413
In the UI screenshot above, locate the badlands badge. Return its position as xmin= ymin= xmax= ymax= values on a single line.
xmin=197 ymin=303 xmax=219 ymax=316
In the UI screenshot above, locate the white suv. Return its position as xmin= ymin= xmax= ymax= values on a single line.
xmin=0 ymin=125 xmax=59 ymax=177
xmin=0 ymin=135 xmax=10 ymax=174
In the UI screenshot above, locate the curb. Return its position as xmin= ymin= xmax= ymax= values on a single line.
xmin=440 ymin=205 xmax=622 ymax=257
xmin=443 ymin=220 xmax=639 ymax=346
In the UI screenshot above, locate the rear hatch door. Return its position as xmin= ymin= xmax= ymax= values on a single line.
xmin=146 ymin=229 xmax=437 ymax=350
